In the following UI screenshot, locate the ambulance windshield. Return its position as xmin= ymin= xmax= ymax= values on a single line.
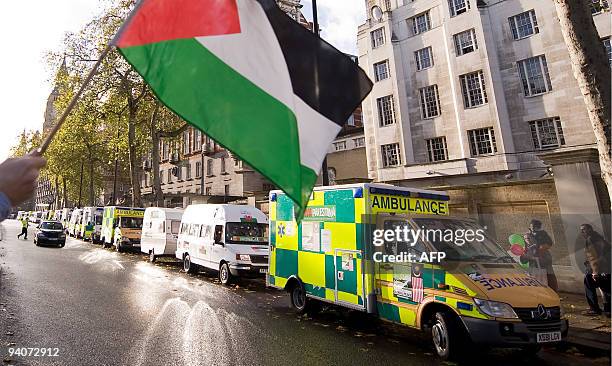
xmin=412 ymin=218 xmax=513 ymax=263
xmin=225 ymin=222 xmax=268 ymax=244
xmin=119 ymin=217 xmax=143 ymax=229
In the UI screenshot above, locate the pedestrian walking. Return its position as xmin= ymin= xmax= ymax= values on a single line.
xmin=520 ymin=219 xmax=559 ymax=292
xmin=17 ymin=216 xmax=29 ymax=240
xmin=580 ymin=224 xmax=611 ymax=317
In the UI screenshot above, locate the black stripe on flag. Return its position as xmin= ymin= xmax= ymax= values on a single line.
xmin=256 ymin=0 xmax=373 ymax=127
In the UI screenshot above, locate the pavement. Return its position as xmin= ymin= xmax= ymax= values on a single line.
xmin=0 ymin=219 xmax=610 ymax=365
xmin=560 ymin=291 xmax=611 ymax=354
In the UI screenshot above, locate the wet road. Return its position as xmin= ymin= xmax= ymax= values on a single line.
xmin=0 ymin=220 xmax=609 ymax=366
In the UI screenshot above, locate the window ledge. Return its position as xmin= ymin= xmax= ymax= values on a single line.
xmin=524 ymin=90 xmax=552 ymax=98
xmin=464 ymin=103 xmax=488 ymax=110
xmin=513 ymin=34 xmax=536 ymax=41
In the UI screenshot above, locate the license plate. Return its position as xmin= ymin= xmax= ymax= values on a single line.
xmin=48 ymin=238 xmax=57 ymax=241
xmin=259 ymin=269 xmax=268 ymax=274
xmin=537 ymin=331 xmax=561 ymax=343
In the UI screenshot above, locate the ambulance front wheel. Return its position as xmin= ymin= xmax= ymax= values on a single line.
xmin=431 ymin=311 xmax=462 ymax=361
xmin=219 ymin=262 xmax=232 ymax=285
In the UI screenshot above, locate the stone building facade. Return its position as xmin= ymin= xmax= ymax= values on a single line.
xmin=358 ymin=0 xmax=611 ymax=291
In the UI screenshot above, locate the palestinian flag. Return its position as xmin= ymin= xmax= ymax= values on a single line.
xmin=115 ymin=0 xmax=372 ymax=218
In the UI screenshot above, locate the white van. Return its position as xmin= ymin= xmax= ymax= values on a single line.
xmin=176 ymin=204 xmax=269 ymax=285
xmin=68 ymin=209 xmax=83 ymax=237
xmin=141 ymin=207 xmax=184 ymax=263
xmin=80 ymin=207 xmax=104 ymax=243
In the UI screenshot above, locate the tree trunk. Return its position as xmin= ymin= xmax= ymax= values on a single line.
xmin=127 ymin=108 xmax=143 ymax=207
xmin=62 ymin=177 xmax=68 ymax=208
xmin=554 ymin=1 xmax=612 ymax=205
xmin=88 ymin=155 xmax=95 ymax=206
xmin=150 ymin=105 xmax=164 ymax=207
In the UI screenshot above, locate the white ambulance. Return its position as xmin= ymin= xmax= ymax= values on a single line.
xmin=176 ymin=204 xmax=269 ymax=285
xmin=141 ymin=207 xmax=184 ymax=263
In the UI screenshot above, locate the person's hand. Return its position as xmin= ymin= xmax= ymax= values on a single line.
xmin=592 ymin=273 xmax=599 ymax=281
xmin=0 ymin=153 xmax=46 ymax=206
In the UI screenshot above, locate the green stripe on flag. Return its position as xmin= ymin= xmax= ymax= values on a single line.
xmin=119 ymin=38 xmax=315 ymax=211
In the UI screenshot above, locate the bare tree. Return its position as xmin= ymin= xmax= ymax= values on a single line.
xmin=554 ymin=0 xmax=611 ymax=203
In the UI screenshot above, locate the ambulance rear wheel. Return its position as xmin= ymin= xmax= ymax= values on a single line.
xmin=149 ymin=250 xmax=156 ymax=263
xmin=184 ymin=254 xmax=197 ymax=274
xmin=431 ymin=311 xmax=461 ymax=361
xmin=290 ymin=283 xmax=307 ymax=314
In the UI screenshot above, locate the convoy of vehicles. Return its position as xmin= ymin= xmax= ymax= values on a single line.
xmin=80 ymin=207 xmax=104 ymax=242
xmin=59 ymin=208 xmax=73 ymax=229
xmin=17 ymin=183 xmax=568 ymax=359
xmin=101 ymin=206 xmax=145 ymax=251
xmin=176 ymin=204 xmax=269 ymax=285
xmin=267 ymin=183 xmax=567 ymax=359
xmin=67 ymin=209 xmax=84 ymax=238
xmin=34 ymin=220 xmax=66 ymax=248
xmin=29 ymin=211 xmax=43 ymax=225
xmin=141 ymin=207 xmax=184 ymax=263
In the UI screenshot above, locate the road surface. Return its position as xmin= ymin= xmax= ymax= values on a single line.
xmin=0 ymin=220 xmax=608 ymax=365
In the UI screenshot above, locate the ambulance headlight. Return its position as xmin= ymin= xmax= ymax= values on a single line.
xmin=237 ymin=254 xmax=251 ymax=262
xmin=474 ymin=299 xmax=518 ymax=319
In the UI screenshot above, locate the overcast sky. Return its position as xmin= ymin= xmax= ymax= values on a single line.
xmin=0 ymin=0 xmax=365 ymax=161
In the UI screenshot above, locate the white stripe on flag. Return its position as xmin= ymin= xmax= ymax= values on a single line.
xmin=196 ymin=0 xmax=340 ymax=173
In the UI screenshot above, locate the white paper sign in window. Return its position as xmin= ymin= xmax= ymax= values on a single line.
xmin=302 ymin=222 xmax=321 ymax=252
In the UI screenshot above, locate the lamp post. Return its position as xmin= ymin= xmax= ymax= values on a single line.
xmin=312 ymin=0 xmax=330 ymax=186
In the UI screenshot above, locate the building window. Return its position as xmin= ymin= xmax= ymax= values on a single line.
xmin=383 ymin=0 xmax=392 ymax=11
xmin=167 ymin=168 xmax=172 ymax=183
xmin=517 ymin=55 xmax=552 ymax=96
xmin=221 ymin=157 xmax=227 ymax=173
xmin=183 ymin=130 xmax=191 ymax=155
xmin=460 ymin=71 xmax=488 ymax=108
xmin=415 ymin=47 xmax=433 ymax=70
xmin=377 ymin=95 xmax=396 ymax=126
xmin=509 ymin=10 xmax=539 ymax=40
xmin=381 ymin=143 xmax=401 ymax=167
xmin=426 ymin=137 xmax=448 ymax=162
xmin=186 ymin=164 xmax=192 ymax=180
xmin=162 ymin=141 xmax=169 ymax=161
xmin=205 ymin=187 xmax=211 ymax=196
xmin=354 ymin=137 xmax=366 ymax=147
xmin=371 ymin=27 xmax=385 ymax=48
xmin=529 ymin=117 xmax=566 ymax=150
xmin=454 ymin=29 xmax=478 ymax=56
xmin=589 ymin=0 xmax=610 ymax=14
xmin=411 ymin=11 xmax=431 ymax=36
xmin=419 ymin=85 xmax=441 ymax=119
xmin=468 ymin=127 xmax=497 ymax=156
xmin=449 ymin=0 xmax=470 ymax=17
xmin=373 ymin=60 xmax=390 ymax=82
xmin=160 ymin=170 xmax=164 ymax=185
xmin=193 ymin=129 xmax=202 ymax=151
xmin=195 ymin=161 xmax=202 ymax=178
xmin=224 ymin=185 xmax=230 ymax=196
xmin=206 ymin=159 xmax=213 ymax=176
xmin=603 ymin=38 xmax=612 ymax=65
xmin=177 ymin=166 xmax=183 ymax=181
xmin=333 ymin=141 xmax=347 ymax=151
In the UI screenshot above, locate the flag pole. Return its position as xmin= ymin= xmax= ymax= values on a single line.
xmin=312 ymin=0 xmax=330 ymax=186
xmin=36 ymin=44 xmax=113 ymax=155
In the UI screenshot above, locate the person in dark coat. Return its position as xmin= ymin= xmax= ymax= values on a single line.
xmin=520 ymin=219 xmax=558 ymax=292
xmin=580 ymin=224 xmax=611 ymax=317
